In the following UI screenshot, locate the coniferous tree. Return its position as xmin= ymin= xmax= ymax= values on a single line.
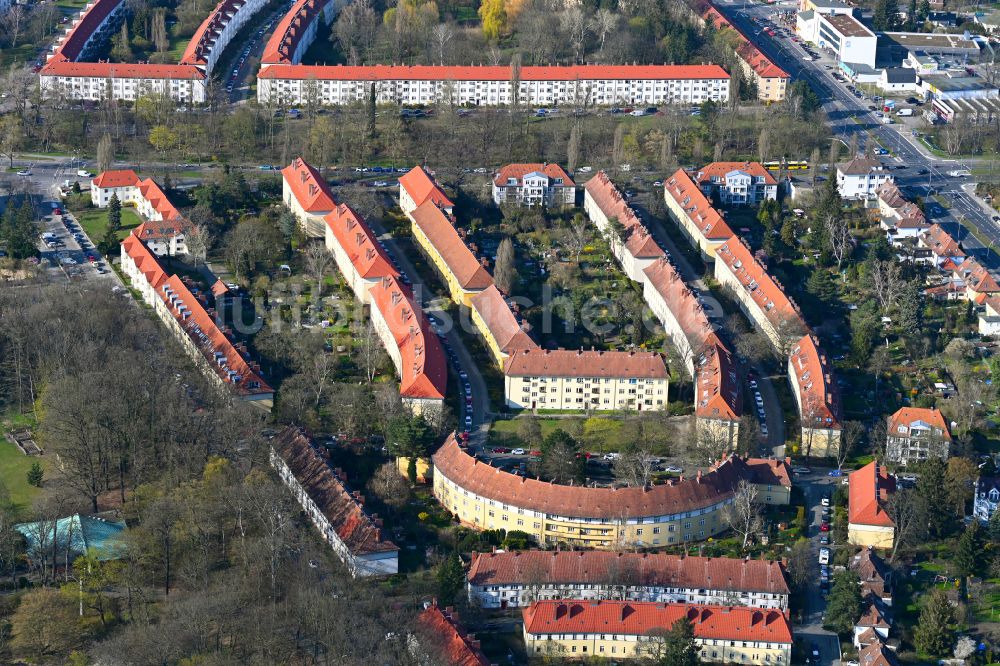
xmin=659 ymin=615 xmax=699 ymax=666
xmin=824 ymin=571 xmax=863 ymax=635
xmin=436 ymin=551 xmax=465 ymax=606
xmin=108 ymin=193 xmax=122 ymax=232
xmin=914 ymin=590 xmax=954 ymax=657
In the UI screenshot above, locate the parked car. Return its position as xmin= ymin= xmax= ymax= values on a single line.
xmin=821 ymin=497 xmax=830 ymax=507
xmin=819 ymin=547 xmax=830 ymax=564
xmin=511 ymin=448 xmax=525 ymax=455
xmin=820 ymin=523 xmax=830 ymax=532
xmin=793 ymin=467 xmax=811 ymax=475
xmin=663 ymin=465 xmax=684 ymax=474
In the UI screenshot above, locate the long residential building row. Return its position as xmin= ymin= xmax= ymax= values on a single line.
xmin=663 ymin=168 xmax=843 ymax=457
xmin=467 ymin=550 xmax=790 ymax=610
xmin=521 ymin=600 xmax=793 ymax=663
xmin=397 ymin=167 xmax=672 ymax=412
xmin=432 ymin=434 xmax=792 ymax=549
xmin=690 ymin=0 xmax=791 ymax=102
xmin=262 ymin=0 xmax=340 ymax=66
xmin=119 ymin=231 xmax=273 ymax=407
xmin=38 ymin=0 xmax=267 ymax=101
xmin=282 ymin=159 xmax=446 ymax=413
xmin=257 ymin=64 xmax=731 ymax=107
xmin=91 ymin=170 xmax=189 ymax=256
xmin=584 ymin=171 xmax=741 ymax=445
xmin=269 ymin=426 xmax=398 ymax=576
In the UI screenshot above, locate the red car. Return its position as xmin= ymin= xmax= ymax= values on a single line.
xmin=529 ymin=450 xmax=542 ymax=457
xmin=87 ymin=255 xmax=96 ymax=263
xmin=491 ymin=447 xmax=510 ymax=454
xmin=52 ymin=208 xmax=62 ymax=216
xmin=820 ymin=523 xmax=830 ymax=532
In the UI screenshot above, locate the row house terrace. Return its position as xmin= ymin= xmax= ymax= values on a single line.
xmin=180 ymin=0 xmax=270 ymax=76
xmin=502 ymin=349 xmax=669 ymax=412
xmin=414 ymin=604 xmax=490 ymax=665
xmin=398 ymin=166 xmax=454 ymax=219
xmin=262 ymin=0 xmax=340 ymax=66
xmin=91 ymin=170 xmax=188 ymax=256
xmin=282 ymin=158 xmax=337 ymax=237
xmin=874 ymin=181 xmax=928 ymax=246
xmin=469 ymin=285 xmax=538 ymax=369
xmin=663 ymin=169 xmax=735 ymax=260
xmin=787 ymin=334 xmax=842 ymax=458
xmin=120 ymin=235 xmax=272 ymax=408
xmin=409 ymin=200 xmax=494 ymax=307
xmin=521 ymin=601 xmax=793 ymax=664
xmin=269 ymin=426 xmax=398 ymax=577
xmin=432 ymin=435 xmax=791 ymax=549
xmin=46 ymin=0 xmax=127 ymax=64
xmin=467 ymin=550 xmax=790 ymax=610
xmin=256 ymin=64 xmax=731 ymax=107
xmin=324 ymin=202 xmax=398 ymax=304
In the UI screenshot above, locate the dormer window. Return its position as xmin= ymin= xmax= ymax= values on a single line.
xmin=507 ymin=178 xmax=517 ymax=186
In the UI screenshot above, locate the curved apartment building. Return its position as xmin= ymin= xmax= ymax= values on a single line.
xmin=432 ymin=436 xmax=791 ymax=549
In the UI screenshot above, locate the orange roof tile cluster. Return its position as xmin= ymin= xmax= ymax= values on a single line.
xmin=399 ymin=166 xmax=455 ymax=211
xmin=921 ymin=223 xmax=965 ymax=260
xmin=282 ymin=157 xmax=337 ymax=213
xmin=469 ymin=285 xmax=538 ymax=356
xmin=92 ymin=170 xmax=140 ymax=189
xmin=433 ymin=435 xmax=790 ymax=520
xmin=664 ymin=170 xmax=734 ymax=242
xmin=368 ymin=276 xmax=448 ymax=400
xmin=93 ymin=170 xmax=187 ymax=237
xmin=47 ymin=0 xmax=125 ymax=62
xmin=859 ymin=639 xmax=899 ymax=666
xmin=857 ymin=601 xmax=891 ymax=629
xmin=494 ymin=163 xmax=575 ymax=188
xmin=504 ymin=348 xmax=668 ymax=380
xmin=410 ymin=201 xmax=494 ymax=291
xmin=262 ymin=0 xmax=332 ymax=64
xmin=133 ymin=219 xmax=189 ymax=242
xmin=851 ymin=548 xmax=892 ymax=601
xmin=180 ymin=0 xmax=247 ymax=66
xmin=324 ymin=203 xmax=398 ymax=280
xmin=848 ymin=462 xmax=896 ymax=528
xmin=585 ymin=171 xmax=664 ymax=260
xmin=121 ymin=235 xmax=271 ymax=397
xmin=955 ymin=256 xmax=1000 ymax=295
xmin=415 ymin=604 xmax=490 ymax=666
xmin=259 ymin=64 xmax=731 ymax=82
xmin=876 ymin=182 xmax=927 ymax=230
xmin=522 ymin=600 xmax=792 ymax=644
xmin=788 ymin=334 xmax=841 ymax=431
xmin=694 ymin=161 xmax=778 ymax=187
xmin=137 ymin=177 xmax=183 ymax=221
xmin=642 ymin=257 xmax=714 ymax=353
xmin=692 ymin=0 xmax=789 ymax=81
xmin=888 ymin=407 xmax=950 ymax=441
xmin=714 ymin=238 xmax=800 ymax=327
xmin=696 ymin=334 xmax=742 ymax=422
xmin=468 ymin=551 xmax=789 ymax=596
xmin=271 ymin=426 xmax=397 ymax=556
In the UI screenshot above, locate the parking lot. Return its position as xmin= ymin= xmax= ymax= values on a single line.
xmin=36 ymin=206 xmax=116 ymax=284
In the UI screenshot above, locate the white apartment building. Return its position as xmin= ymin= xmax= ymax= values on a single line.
xmin=801 ymin=11 xmax=878 ymax=68
xmin=503 ymin=349 xmax=669 ymax=411
xmin=180 ymin=0 xmax=270 ymax=76
xmin=886 ymin=407 xmax=951 ymax=466
xmin=269 ymin=426 xmax=398 ymax=577
xmin=467 ymin=551 xmax=790 ymax=611
xmin=91 ymin=170 xmax=189 ymax=256
xmin=257 ymin=64 xmax=731 ymax=106
xmin=281 ymin=158 xmax=336 ymax=237
xmin=693 ymin=162 xmax=778 ymax=205
xmin=493 ymin=163 xmax=576 ymax=207
xmin=40 ymin=65 xmax=207 ymax=103
xmin=837 ymin=158 xmax=893 ymax=199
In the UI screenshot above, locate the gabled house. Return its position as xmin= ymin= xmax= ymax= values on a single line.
xmin=886 ymin=407 xmax=951 ymax=466
xmin=848 ymin=461 xmax=896 ymax=549
xmin=836 ymin=158 xmax=893 ymax=199
xmin=974 ymin=475 xmax=1000 ymax=523
xmin=853 ymin=600 xmax=891 ymax=648
xmin=693 ymin=161 xmax=778 ymax=205
xmin=492 ymin=163 xmax=575 ymax=208
xmin=850 ymin=547 xmax=893 ymax=606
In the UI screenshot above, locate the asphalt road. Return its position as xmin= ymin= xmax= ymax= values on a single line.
xmin=719 ymin=0 xmax=1000 ymax=265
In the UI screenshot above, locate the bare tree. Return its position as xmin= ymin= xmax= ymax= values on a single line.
xmin=868 ymin=259 xmax=903 ymax=312
xmin=722 ymin=480 xmax=763 ymax=551
xmin=97 ymin=133 xmax=115 ymax=174
xmin=431 ymin=23 xmax=454 ymax=65
xmin=589 ymin=9 xmax=618 ymax=56
xmin=612 ymin=446 xmax=656 ymax=487
xmin=836 ymin=420 xmax=864 ymax=471
xmin=563 ymin=216 xmax=591 ymax=264
xmin=886 ymin=488 xmax=921 ymax=563
xmin=356 ymin=319 xmax=386 ymax=383
xmin=367 ymin=462 xmax=410 ymax=508
xmin=560 ymin=8 xmax=589 ymax=63
xmin=304 ymin=242 xmax=332 ymax=295
xmin=566 ymin=124 xmax=581 ymax=173
xmin=494 ymin=237 xmax=517 ymax=294
xmin=184 ymin=223 xmax=210 ymax=267
xmin=1 ymin=6 xmax=27 ymax=47
xmin=825 ymin=214 xmax=852 ymax=271
xmin=696 ymin=419 xmax=736 ymax=464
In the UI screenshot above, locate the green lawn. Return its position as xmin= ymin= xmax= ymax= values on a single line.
xmin=0 ymin=441 xmax=45 ymax=512
xmin=75 ymin=207 xmax=143 ymax=243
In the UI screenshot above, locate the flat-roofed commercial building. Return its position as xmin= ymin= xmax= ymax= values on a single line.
xmin=503 ymin=349 xmax=669 ymax=412
xmin=257 ymin=64 xmax=731 ymax=106
xmin=522 ymin=601 xmax=793 ymax=663
xmin=882 ymin=32 xmax=981 ymax=60
xmin=467 ymin=550 xmax=790 ymax=610
xmin=808 ymin=12 xmax=877 ymax=68
xmin=433 ymin=435 xmax=792 ymax=549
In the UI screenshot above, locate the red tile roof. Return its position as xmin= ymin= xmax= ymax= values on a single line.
xmin=263 ymin=0 xmax=330 ymax=64
xmin=92 ymin=170 xmax=140 ymax=189
xmin=180 ymin=0 xmax=246 ymax=66
xmin=282 ymin=157 xmax=337 ymax=213
xmin=642 ymin=257 xmax=714 ymax=353
xmin=399 ymin=166 xmax=455 ymax=211
xmin=46 ymin=0 xmax=125 ymax=62
xmin=259 ymin=64 xmax=732 ymax=82
xmin=887 ymin=407 xmax=950 ymax=441
xmin=848 ymin=462 xmax=896 ymax=528
xmin=788 ymin=334 xmax=841 ymax=431
xmin=664 ymin=169 xmax=734 ymax=242
xmin=921 ymin=223 xmax=965 ymax=259
xmin=41 ymin=60 xmax=205 ymax=80
xmin=695 ymin=161 xmax=778 ymax=186
xmin=368 ymin=276 xmax=447 ymax=400
xmin=503 ymin=348 xmax=668 ymax=380
xmin=121 ymin=234 xmax=168 ymax=290
xmin=133 ymin=220 xmax=189 ymax=242
xmin=850 ymin=548 xmax=891 ymax=591
xmin=410 ymin=201 xmax=494 ymax=291
xmin=522 ymin=601 xmax=792 ymax=644
xmin=271 ymin=426 xmax=398 ymax=556
xmin=415 ymin=605 xmax=491 ymax=666
xmin=857 ymin=601 xmax=891 ymax=629
xmin=956 ymin=257 xmax=1000 ymax=294
xmin=324 ymin=203 xmax=398 ymax=280
xmin=876 ymin=182 xmax=927 ymax=229
xmin=137 ymin=177 xmax=183 ymax=221
xmin=469 ymin=285 xmax=538 ymax=356
xmin=433 ymin=435 xmax=790 ymax=520
xmin=714 ymin=238 xmax=801 ymax=328
xmin=696 ymin=333 xmax=742 ymax=422
xmin=468 ymin=551 xmax=789 ymax=596
xmin=494 ymin=163 xmax=575 ymax=188
xmin=692 ymin=0 xmax=789 ymax=81
xmin=859 ymin=639 xmax=899 ymax=666
xmin=584 ymin=171 xmax=664 ymax=260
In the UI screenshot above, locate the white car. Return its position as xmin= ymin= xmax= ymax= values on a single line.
xmin=512 ymin=448 xmax=525 ymax=455
xmin=819 ymin=548 xmax=830 ymax=565
xmin=793 ymin=467 xmax=812 ymax=475
xmin=603 ymin=453 xmax=620 ymax=461
xmin=663 ymin=465 xmax=684 ymax=474
xmin=16 ymin=169 xmax=31 ymax=176
xmin=821 ymin=497 xmax=830 ymax=507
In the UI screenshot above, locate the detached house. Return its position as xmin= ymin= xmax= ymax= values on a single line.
xmin=854 ymin=600 xmax=891 ymax=649
xmin=886 ymin=407 xmax=951 ymax=466
xmin=693 ymin=161 xmax=778 ymax=205
xmin=974 ymin=475 xmax=1000 ymax=523
xmin=492 ymin=163 xmax=575 ymax=208
xmin=848 ymin=461 xmax=896 ymax=549
xmin=850 ymin=547 xmax=893 ymax=607
xmin=836 ymin=158 xmax=893 ymax=200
